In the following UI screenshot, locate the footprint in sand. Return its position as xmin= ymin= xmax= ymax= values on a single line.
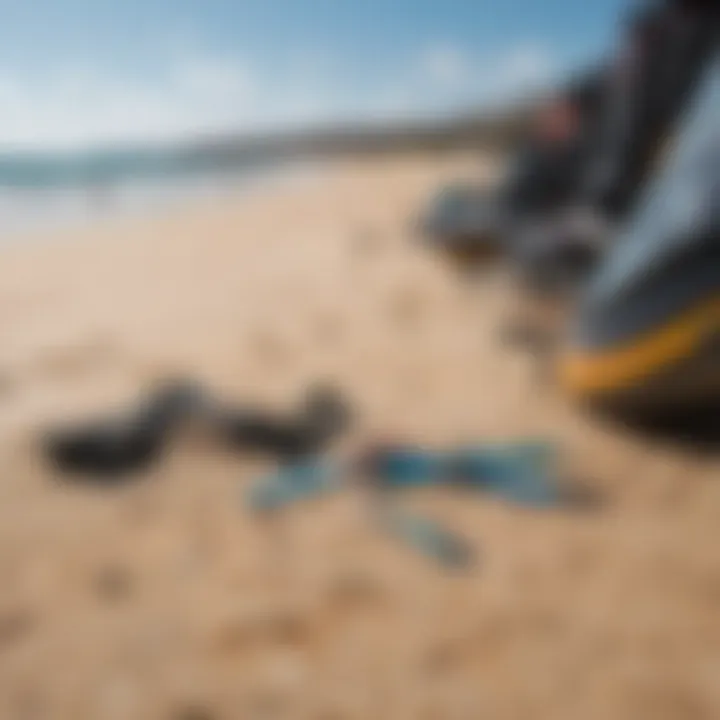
xmin=173 ymin=704 xmax=216 ymax=720
xmin=0 ymin=607 xmax=35 ymax=650
xmin=351 ymin=226 xmax=385 ymax=260
xmin=92 ymin=564 xmax=134 ymax=603
xmin=422 ymin=636 xmax=469 ymax=676
xmin=250 ymin=329 xmax=293 ymax=370
xmin=314 ymin=712 xmax=345 ymax=720
xmin=212 ymin=605 xmax=311 ymax=657
xmin=402 ymin=368 xmax=434 ymax=400
xmin=324 ymin=570 xmax=388 ymax=622
xmin=387 ymin=284 xmax=428 ymax=330
xmin=264 ymin=608 xmax=312 ymax=647
xmin=0 ymin=371 xmax=17 ymax=401
xmin=314 ymin=312 xmax=344 ymax=348
xmin=243 ymin=689 xmax=290 ymax=719
xmin=33 ymin=333 xmax=120 ymax=382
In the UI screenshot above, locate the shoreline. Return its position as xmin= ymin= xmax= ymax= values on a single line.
xmin=0 ymin=158 xmax=328 ymax=247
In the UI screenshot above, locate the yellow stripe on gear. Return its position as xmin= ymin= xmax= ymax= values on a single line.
xmin=560 ymin=295 xmax=720 ymax=398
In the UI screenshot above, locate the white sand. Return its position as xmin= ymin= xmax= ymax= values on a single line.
xmin=0 ymin=154 xmax=718 ymax=719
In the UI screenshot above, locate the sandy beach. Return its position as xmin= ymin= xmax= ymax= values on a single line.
xmin=0 ymin=154 xmax=718 ymax=719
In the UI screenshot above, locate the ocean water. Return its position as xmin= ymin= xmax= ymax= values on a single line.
xmin=0 ymin=155 xmax=319 ymax=240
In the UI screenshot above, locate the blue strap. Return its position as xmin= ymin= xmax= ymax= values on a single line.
xmin=379 ymin=508 xmax=476 ymax=568
xmin=372 ymin=441 xmax=559 ymax=507
xmin=244 ymin=440 xmax=560 ymax=568
xmin=245 ymin=459 xmax=340 ymax=511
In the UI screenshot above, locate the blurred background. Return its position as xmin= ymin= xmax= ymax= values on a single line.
xmin=0 ymin=0 xmax=627 ymax=233
xmin=0 ymin=1 xmax=718 ymax=719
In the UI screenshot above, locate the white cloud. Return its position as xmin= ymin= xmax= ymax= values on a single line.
xmin=412 ymin=42 xmax=557 ymax=116
xmin=496 ymin=45 xmax=556 ymax=91
xmin=420 ymin=45 xmax=469 ymax=88
xmin=0 ymin=43 xmax=559 ymax=152
xmin=0 ymin=58 xmax=261 ymax=151
xmin=174 ymin=57 xmax=253 ymax=99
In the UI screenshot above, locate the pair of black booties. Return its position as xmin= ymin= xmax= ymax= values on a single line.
xmin=43 ymin=381 xmax=352 ymax=480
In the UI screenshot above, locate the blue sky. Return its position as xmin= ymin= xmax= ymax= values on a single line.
xmin=0 ymin=0 xmax=628 ymax=150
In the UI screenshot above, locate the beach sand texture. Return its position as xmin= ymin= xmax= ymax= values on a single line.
xmin=0 ymin=155 xmax=718 ymax=719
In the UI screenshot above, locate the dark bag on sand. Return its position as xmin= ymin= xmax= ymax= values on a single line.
xmin=562 ymin=49 xmax=720 ymax=433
